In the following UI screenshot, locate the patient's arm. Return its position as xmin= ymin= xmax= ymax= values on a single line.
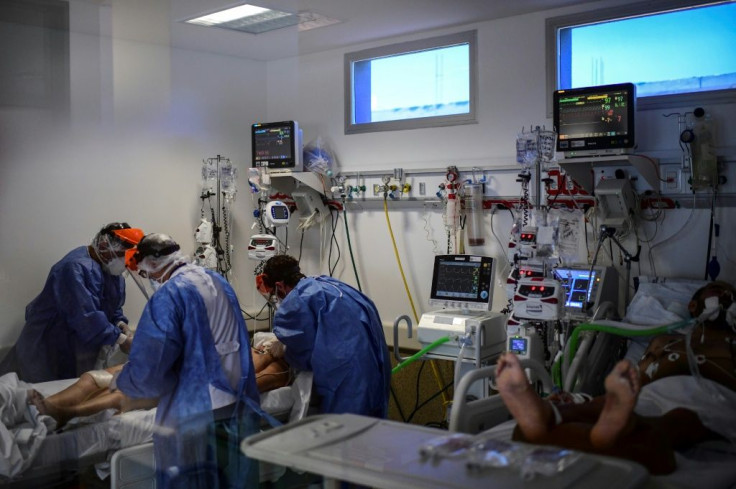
xmin=252 ymin=348 xmax=290 ymax=392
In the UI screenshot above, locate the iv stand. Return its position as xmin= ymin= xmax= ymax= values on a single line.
xmin=588 ymin=225 xmax=641 ymax=310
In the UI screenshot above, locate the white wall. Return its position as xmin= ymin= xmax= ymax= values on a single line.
xmin=1 ymin=0 xmax=734 ymax=349
xmin=262 ymin=1 xmax=736 ymax=325
xmin=0 ymin=0 xmax=267 ymax=345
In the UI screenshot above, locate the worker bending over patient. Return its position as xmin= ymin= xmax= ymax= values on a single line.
xmin=496 ymin=280 xmax=736 ymax=475
xmin=114 ymin=233 xmax=262 ymax=489
xmin=0 ymin=223 xmax=144 ymax=383
xmin=256 ymin=254 xmax=391 ymax=418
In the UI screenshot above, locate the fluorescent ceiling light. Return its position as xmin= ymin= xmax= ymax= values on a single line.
xmin=184 ymin=4 xmax=341 ymax=34
xmin=185 ymin=4 xmax=299 ymax=34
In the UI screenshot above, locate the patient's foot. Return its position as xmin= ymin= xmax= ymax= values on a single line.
xmin=495 ymin=352 xmax=553 ymax=441
xmin=28 ymin=391 xmax=72 ymax=427
xmin=27 ymin=389 xmax=44 ymax=406
xmin=590 ymin=360 xmax=639 ymax=448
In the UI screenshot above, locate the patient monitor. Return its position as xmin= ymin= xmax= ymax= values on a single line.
xmin=552 ymin=265 xmax=618 ymax=318
xmin=417 ymin=255 xmax=506 ymax=365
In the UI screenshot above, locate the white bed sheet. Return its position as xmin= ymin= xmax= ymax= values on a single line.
xmin=480 ymin=377 xmax=736 ymax=489
xmin=0 ymin=372 xmax=299 ymax=483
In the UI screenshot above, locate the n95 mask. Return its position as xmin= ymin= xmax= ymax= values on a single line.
xmin=104 ymin=256 xmax=127 ymax=276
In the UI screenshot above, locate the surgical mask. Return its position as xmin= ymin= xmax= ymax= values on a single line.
xmin=103 ymin=256 xmax=127 ymax=276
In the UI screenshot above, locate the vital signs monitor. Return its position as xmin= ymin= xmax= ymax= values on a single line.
xmin=428 ymin=255 xmax=495 ymax=312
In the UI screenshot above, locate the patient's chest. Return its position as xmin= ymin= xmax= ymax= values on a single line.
xmin=638 ymin=329 xmax=736 ymax=392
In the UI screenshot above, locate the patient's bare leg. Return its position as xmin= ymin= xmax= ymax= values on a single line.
xmin=31 ymin=390 xmax=126 ymax=427
xmin=495 ymin=352 xmax=554 ymax=441
xmin=590 ymin=360 xmax=639 ymax=449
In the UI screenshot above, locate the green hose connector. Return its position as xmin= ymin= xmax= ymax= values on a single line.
xmin=392 ymin=336 xmax=451 ymax=375
xmin=567 ymin=319 xmax=694 ymax=366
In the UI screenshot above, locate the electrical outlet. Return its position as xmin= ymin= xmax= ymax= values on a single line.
xmin=665 ymin=170 xmax=680 ymax=191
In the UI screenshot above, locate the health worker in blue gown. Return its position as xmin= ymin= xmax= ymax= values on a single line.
xmin=256 ymin=254 xmax=391 ymax=418
xmin=0 ymin=222 xmax=143 ymax=383
xmin=116 ymin=233 xmax=262 ymax=489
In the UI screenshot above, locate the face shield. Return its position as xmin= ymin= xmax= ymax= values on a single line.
xmin=255 ymin=273 xmax=284 ymax=309
xmin=91 ymin=227 xmax=144 ymax=276
xmin=131 ymin=250 xmax=189 ymax=284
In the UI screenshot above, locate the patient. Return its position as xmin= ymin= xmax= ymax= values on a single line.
xmin=496 ymin=280 xmax=736 ymax=475
xmin=28 ymin=345 xmax=290 ymax=428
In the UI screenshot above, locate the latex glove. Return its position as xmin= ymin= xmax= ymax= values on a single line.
xmin=119 ymin=335 xmax=133 ymax=354
xmin=262 ymin=338 xmax=286 ymax=359
xmin=117 ymin=321 xmax=132 ymax=336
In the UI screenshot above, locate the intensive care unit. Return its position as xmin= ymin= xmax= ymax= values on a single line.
xmin=2 ymin=1 xmax=735 ymax=489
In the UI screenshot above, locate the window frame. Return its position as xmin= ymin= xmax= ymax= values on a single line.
xmin=545 ymin=0 xmax=736 ymax=117
xmin=344 ymin=30 xmax=477 ymax=135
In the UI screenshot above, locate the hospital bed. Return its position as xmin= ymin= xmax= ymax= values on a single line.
xmin=0 ymin=369 xmax=314 ymax=488
xmin=449 ymin=276 xmax=736 ymax=489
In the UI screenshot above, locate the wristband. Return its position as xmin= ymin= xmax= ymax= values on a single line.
xmin=116 ymin=333 xmax=128 ymax=345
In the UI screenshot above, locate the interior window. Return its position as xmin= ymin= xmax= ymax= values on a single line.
xmin=345 ymin=30 xmax=477 ymax=134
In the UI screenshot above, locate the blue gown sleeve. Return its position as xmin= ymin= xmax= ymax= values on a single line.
xmin=116 ymin=289 xmax=183 ymax=399
xmin=53 ymin=260 xmax=122 ymax=347
xmin=273 ymin=289 xmax=318 ymax=371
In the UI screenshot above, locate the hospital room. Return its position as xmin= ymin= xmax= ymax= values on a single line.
xmin=0 ymin=0 xmax=735 ymax=487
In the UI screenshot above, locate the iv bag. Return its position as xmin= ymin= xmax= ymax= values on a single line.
xmin=220 ymin=160 xmax=237 ymax=201
xmin=202 ymin=159 xmax=218 ymax=194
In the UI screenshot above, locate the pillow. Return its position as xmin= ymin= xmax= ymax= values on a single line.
xmin=624 ymin=276 xmax=710 ymax=325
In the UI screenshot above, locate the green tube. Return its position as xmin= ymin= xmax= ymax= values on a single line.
xmin=392 ymin=336 xmax=451 ymax=375
xmin=343 ymin=208 xmax=362 ymax=292
xmin=567 ymin=319 xmax=694 ymax=366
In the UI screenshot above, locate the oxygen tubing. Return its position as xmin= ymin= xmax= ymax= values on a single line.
xmin=392 ymin=336 xmax=451 ymax=375
xmin=343 ymin=208 xmax=363 ymax=292
xmin=383 ymin=198 xmax=420 ymax=322
xmin=567 ymin=319 xmax=694 ymax=366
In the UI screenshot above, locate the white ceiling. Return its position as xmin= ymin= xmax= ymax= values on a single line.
xmin=162 ymin=0 xmax=612 ymax=61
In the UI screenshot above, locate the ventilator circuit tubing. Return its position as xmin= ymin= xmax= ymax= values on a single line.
xmin=343 ymin=207 xmax=363 ymax=292
xmin=555 ymin=319 xmax=693 ymax=390
xmin=567 ymin=319 xmax=693 ymax=365
xmin=392 ymin=336 xmax=451 ymax=375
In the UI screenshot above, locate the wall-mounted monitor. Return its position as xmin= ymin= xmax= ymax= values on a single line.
xmin=554 ymin=83 xmax=636 ymax=159
xmin=429 ymin=255 xmax=495 ymax=312
xmin=252 ymin=121 xmax=303 ymax=172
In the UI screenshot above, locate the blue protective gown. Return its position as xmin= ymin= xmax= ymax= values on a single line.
xmin=0 ymin=246 xmax=127 ymax=383
xmin=116 ymin=265 xmax=261 ymax=489
xmin=273 ymin=276 xmax=391 ymax=417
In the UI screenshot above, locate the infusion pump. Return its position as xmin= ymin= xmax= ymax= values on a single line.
xmin=417 ymin=311 xmax=507 ymax=364
xmin=247 ymin=234 xmax=280 ymax=261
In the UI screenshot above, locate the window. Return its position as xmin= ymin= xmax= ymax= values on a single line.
xmin=546 ymin=0 xmax=736 ymax=112
xmin=344 ymin=30 xmax=477 ymax=134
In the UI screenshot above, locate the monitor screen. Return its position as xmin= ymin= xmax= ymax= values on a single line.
xmin=554 ymin=83 xmax=636 ymax=158
xmin=252 ymin=121 xmax=302 ymax=171
xmin=429 ymin=255 xmax=495 ymax=311
xmin=552 ymin=267 xmax=597 ymax=309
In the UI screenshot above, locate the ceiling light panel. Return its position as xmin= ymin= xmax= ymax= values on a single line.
xmin=185 ymin=4 xmax=299 ymax=34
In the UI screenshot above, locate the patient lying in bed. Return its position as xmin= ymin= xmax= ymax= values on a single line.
xmin=27 ymin=345 xmax=290 ymax=428
xmin=496 ymin=280 xmax=736 ymax=475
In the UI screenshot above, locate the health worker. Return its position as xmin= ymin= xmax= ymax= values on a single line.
xmin=0 ymin=222 xmax=143 ymax=383
xmin=256 ymin=254 xmax=391 ymax=418
xmin=116 ymin=233 xmax=261 ymax=489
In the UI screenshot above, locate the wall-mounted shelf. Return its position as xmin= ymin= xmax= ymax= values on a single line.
xmin=268 ymin=170 xmax=326 ymax=196
xmin=558 ymin=154 xmax=660 ymax=193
